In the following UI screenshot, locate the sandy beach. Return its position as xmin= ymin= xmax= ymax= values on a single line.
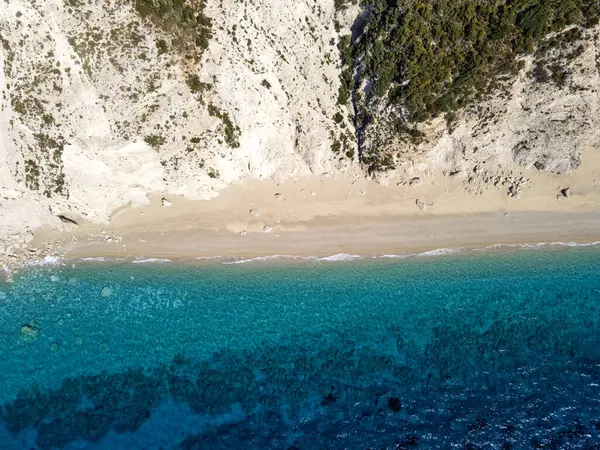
xmin=34 ymin=146 xmax=600 ymax=261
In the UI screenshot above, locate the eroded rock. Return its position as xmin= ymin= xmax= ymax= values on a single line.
xmin=409 ymin=177 xmax=422 ymax=187
xmin=560 ymin=187 xmax=572 ymax=198
xmin=416 ymin=199 xmax=433 ymax=210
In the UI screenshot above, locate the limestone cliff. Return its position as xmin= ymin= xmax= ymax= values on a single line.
xmin=0 ymin=0 xmax=358 ymax=253
xmin=1 ymin=0 xmax=599 ymax=265
xmin=372 ymin=26 xmax=600 ymax=183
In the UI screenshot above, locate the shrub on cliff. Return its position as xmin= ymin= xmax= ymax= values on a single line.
xmin=339 ymin=0 xmax=599 ymax=168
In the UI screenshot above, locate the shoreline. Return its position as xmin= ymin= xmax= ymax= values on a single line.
xmin=6 ymin=155 xmax=600 ymax=275
xmin=4 ymin=239 xmax=598 ymax=282
xmin=36 ymin=239 xmax=600 ymax=264
xmin=8 ymin=212 xmax=600 ymax=279
xmin=26 ymin=210 xmax=600 ymax=267
xmin=52 ymin=205 xmax=600 ymax=263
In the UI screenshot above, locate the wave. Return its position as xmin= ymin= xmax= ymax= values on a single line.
xmin=549 ymin=241 xmax=600 ymax=248
xmin=196 ymin=256 xmax=231 ymax=261
xmin=375 ymin=241 xmax=600 ymax=260
xmin=376 ymin=254 xmax=412 ymax=259
xmin=79 ymin=256 xmax=173 ymax=264
xmin=80 ymin=256 xmax=129 ymax=262
xmin=131 ymin=258 xmax=172 ymax=264
xmin=375 ymin=248 xmax=464 ymax=259
xmin=28 ymin=240 xmax=599 ymax=269
xmin=416 ymin=248 xmax=463 ymax=257
xmin=482 ymin=241 xmax=600 ymax=251
xmin=318 ymin=253 xmax=361 ymax=262
xmin=80 ymin=257 xmax=110 ymax=262
xmin=223 ymin=255 xmax=317 ymax=265
xmin=27 ymin=255 xmax=64 ymax=266
xmin=482 ymin=243 xmax=546 ymax=250
xmin=223 ymin=254 xmax=361 ymax=265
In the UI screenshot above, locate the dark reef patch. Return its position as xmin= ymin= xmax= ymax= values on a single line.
xmin=2 ymin=291 xmax=600 ymax=448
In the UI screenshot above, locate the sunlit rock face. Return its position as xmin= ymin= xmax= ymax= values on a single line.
xmin=0 ymin=0 xmax=358 ymax=251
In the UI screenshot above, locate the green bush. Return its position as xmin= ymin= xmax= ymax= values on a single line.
xmin=186 ymin=74 xmax=211 ymax=93
xmin=144 ymin=134 xmax=166 ymax=149
xmin=134 ymin=0 xmax=212 ymax=60
xmin=339 ymin=0 xmax=599 ymax=167
xmin=208 ymin=103 xmax=240 ymax=148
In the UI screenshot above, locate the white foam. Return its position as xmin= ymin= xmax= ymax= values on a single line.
xmin=375 ymin=248 xmax=462 ymax=259
xmin=222 ymin=254 xmax=361 ymax=265
xmin=26 ymin=240 xmax=599 ymax=270
xmin=416 ymin=248 xmax=463 ymax=257
xmin=549 ymin=241 xmax=600 ymax=247
xmin=482 ymin=241 xmax=600 ymax=251
xmin=318 ymin=253 xmax=360 ymax=262
xmin=486 ymin=243 xmax=546 ymax=249
xmin=27 ymin=255 xmax=64 ymax=266
xmin=131 ymin=258 xmax=172 ymax=264
xmin=195 ymin=256 xmax=230 ymax=260
xmin=375 ymin=254 xmax=413 ymax=259
xmin=223 ymin=255 xmax=315 ymax=265
xmin=79 ymin=256 xmax=130 ymax=263
xmin=223 ymin=255 xmax=279 ymax=265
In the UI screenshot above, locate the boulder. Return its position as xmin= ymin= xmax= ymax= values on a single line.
xmin=58 ymin=215 xmax=78 ymax=226
xmin=446 ymin=170 xmax=466 ymax=179
xmin=249 ymin=208 xmax=260 ymax=217
xmin=409 ymin=177 xmax=422 ymax=187
xmin=560 ymin=187 xmax=572 ymax=198
xmin=415 ymin=199 xmax=433 ymax=210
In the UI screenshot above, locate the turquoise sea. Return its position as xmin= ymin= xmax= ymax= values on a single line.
xmin=1 ymin=245 xmax=600 ymax=449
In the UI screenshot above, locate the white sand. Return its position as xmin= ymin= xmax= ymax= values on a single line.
xmin=37 ymin=146 xmax=600 ymax=260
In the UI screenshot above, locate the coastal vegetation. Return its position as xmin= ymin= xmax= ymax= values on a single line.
xmin=133 ymin=0 xmax=212 ymax=61
xmin=144 ymin=134 xmax=166 ymax=149
xmin=337 ymin=0 xmax=600 ymax=170
xmin=208 ymin=103 xmax=241 ymax=149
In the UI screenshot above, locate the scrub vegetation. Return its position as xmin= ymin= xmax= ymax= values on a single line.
xmin=336 ymin=0 xmax=600 ymax=170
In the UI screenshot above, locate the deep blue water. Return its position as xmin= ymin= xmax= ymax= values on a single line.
xmin=1 ymin=247 xmax=600 ymax=449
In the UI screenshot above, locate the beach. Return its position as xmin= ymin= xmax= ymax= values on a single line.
xmin=33 ymin=145 xmax=600 ymax=262
xmin=5 ymin=149 xmax=600 ymax=450
xmin=4 ymin=1 xmax=600 ymax=447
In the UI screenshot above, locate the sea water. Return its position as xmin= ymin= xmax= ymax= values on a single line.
xmin=0 ymin=246 xmax=599 ymax=449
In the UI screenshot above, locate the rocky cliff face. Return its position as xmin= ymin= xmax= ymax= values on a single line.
xmin=375 ymin=26 xmax=600 ymax=183
xmin=1 ymin=0 xmax=599 ymax=263
xmin=0 ymin=0 xmax=357 ymax=250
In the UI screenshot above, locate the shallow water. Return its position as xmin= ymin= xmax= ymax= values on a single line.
xmin=1 ymin=247 xmax=600 ymax=449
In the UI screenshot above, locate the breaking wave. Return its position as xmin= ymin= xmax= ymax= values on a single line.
xmin=131 ymin=258 xmax=172 ymax=264
xmin=27 ymin=256 xmax=65 ymax=266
